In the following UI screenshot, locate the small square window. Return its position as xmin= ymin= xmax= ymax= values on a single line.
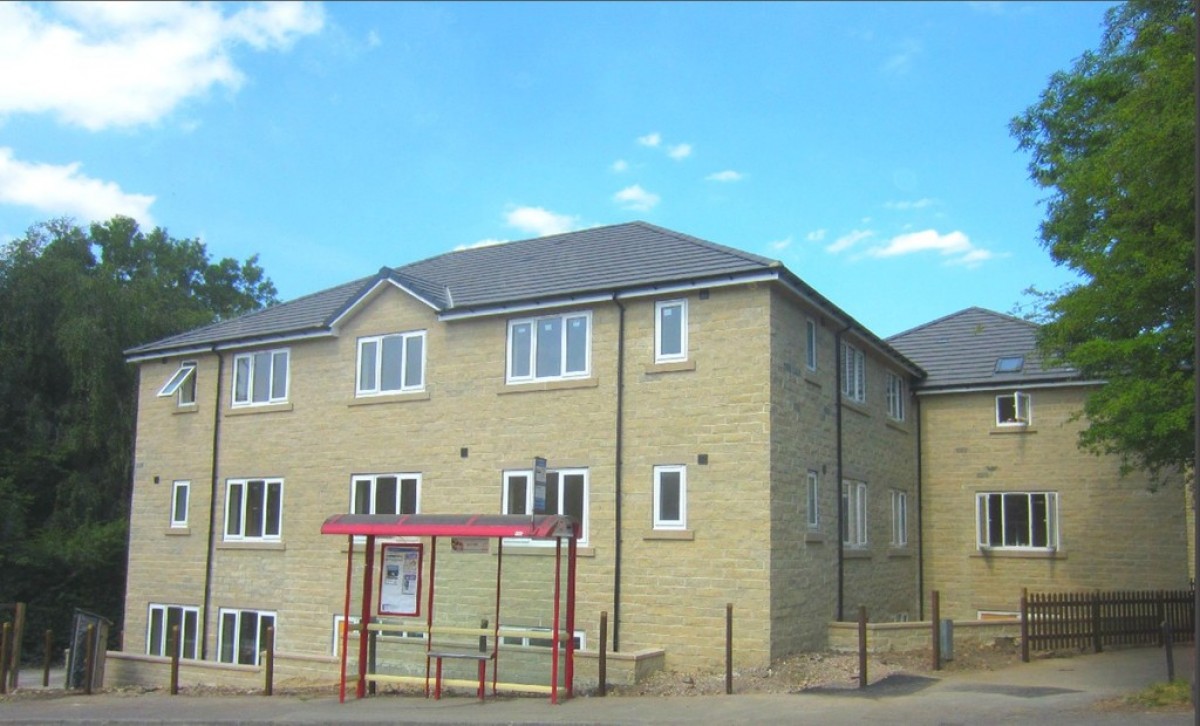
xmin=653 ymin=465 xmax=687 ymax=530
xmin=996 ymin=392 xmax=1032 ymax=426
xmin=170 ymin=481 xmax=190 ymax=528
xmin=806 ymin=470 xmax=819 ymax=529
xmin=158 ymin=362 xmax=197 ymax=406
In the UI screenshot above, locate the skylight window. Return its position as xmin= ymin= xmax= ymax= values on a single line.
xmin=995 ymin=356 xmax=1025 ymax=374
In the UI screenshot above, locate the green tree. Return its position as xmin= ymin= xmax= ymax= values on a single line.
xmin=0 ymin=216 xmax=276 ymax=656
xmin=1010 ymin=0 xmax=1194 ymax=479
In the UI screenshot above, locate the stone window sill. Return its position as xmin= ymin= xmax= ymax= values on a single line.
xmin=165 ymin=527 xmax=191 ymax=537
xmin=972 ymin=548 xmax=1065 ymax=560
xmin=348 ymin=391 xmax=431 ymax=407
xmin=226 ymin=402 xmax=293 ymax=417
xmin=644 ymin=530 xmax=694 ymax=541
xmin=498 ymin=378 xmax=600 ymax=395
xmin=644 ymin=360 xmax=697 ymax=375
xmin=217 ymin=540 xmax=286 ymax=551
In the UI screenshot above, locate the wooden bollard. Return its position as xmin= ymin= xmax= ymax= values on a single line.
xmin=858 ymin=606 xmax=868 ymax=689
xmin=169 ymin=625 xmax=180 ymax=695
xmin=42 ymin=629 xmax=53 ymax=688
xmin=0 ymin=621 xmax=10 ymax=695
xmin=725 ymin=603 xmax=733 ymax=695
xmin=84 ymin=623 xmax=95 ymax=695
xmin=263 ymin=626 xmax=274 ymax=696
xmin=931 ymin=590 xmax=941 ymax=671
xmin=598 ymin=611 xmax=608 ymax=697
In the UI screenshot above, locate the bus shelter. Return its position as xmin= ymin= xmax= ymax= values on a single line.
xmin=320 ymin=513 xmax=579 ymax=704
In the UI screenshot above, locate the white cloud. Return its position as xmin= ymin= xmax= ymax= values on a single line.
xmin=0 ymin=1 xmax=325 ymax=131
xmin=637 ymin=132 xmax=661 ymax=148
xmin=667 ymin=143 xmax=692 ymax=160
xmin=806 ymin=229 xmax=827 ymax=242
xmin=705 ymin=170 xmax=743 ymax=182
xmin=864 ymin=229 xmax=995 ymax=268
xmin=611 ymin=159 xmax=629 ymax=173
xmin=455 ymin=237 xmax=508 ymax=251
xmin=0 ymin=146 xmax=155 ymax=225
xmin=504 ymin=206 xmax=578 ymax=236
xmin=826 ymin=229 xmax=873 ymax=254
xmin=366 ymin=29 xmax=382 ymax=48
xmin=885 ymin=198 xmax=935 ymax=211
xmin=882 ymin=38 xmax=922 ymax=76
xmin=769 ymin=236 xmax=792 ymax=252
xmin=613 ymin=184 xmax=660 ymax=212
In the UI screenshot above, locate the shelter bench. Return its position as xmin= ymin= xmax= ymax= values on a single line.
xmin=426 ymin=649 xmax=495 ymax=701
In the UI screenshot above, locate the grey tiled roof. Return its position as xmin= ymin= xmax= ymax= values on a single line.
xmin=126 ymin=222 xmax=781 ymax=357
xmin=886 ymin=307 xmax=1077 ymax=390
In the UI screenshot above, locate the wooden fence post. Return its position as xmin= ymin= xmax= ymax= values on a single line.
xmin=598 ymin=611 xmax=608 ymax=697
xmin=1091 ymin=591 xmax=1102 ymax=653
xmin=931 ymin=590 xmax=941 ymax=671
xmin=1020 ymin=588 xmax=1030 ymax=663
xmin=10 ymin=602 xmax=24 ymax=691
xmin=263 ymin=626 xmax=274 ymax=696
xmin=858 ymin=605 xmax=868 ymax=689
xmin=42 ymin=629 xmax=53 ymax=688
xmin=0 ymin=621 xmax=9 ymax=695
xmin=83 ymin=623 xmax=95 ymax=695
xmin=169 ymin=625 xmax=180 ymax=695
xmin=725 ymin=603 xmax=733 ymax=695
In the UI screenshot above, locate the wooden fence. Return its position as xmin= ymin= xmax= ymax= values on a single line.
xmin=1020 ymin=587 xmax=1194 ymax=662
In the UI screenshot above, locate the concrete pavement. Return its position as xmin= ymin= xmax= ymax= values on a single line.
xmin=1 ymin=645 xmax=1194 ymax=724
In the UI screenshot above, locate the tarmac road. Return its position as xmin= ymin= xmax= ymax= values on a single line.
xmin=0 ymin=645 xmax=1194 ymax=724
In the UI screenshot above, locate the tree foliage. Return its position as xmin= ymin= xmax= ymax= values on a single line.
xmin=0 ymin=216 xmax=276 ymax=656
xmin=1010 ymin=0 xmax=1195 ymax=479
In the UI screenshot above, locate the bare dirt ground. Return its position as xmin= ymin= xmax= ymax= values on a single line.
xmin=608 ymin=640 xmax=1027 ymax=697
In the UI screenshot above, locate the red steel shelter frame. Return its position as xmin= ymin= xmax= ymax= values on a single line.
xmin=320 ymin=513 xmax=579 ymax=704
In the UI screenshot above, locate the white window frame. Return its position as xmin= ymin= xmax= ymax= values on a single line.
xmin=350 ymin=473 xmax=421 ymax=515
xmin=652 ymin=465 xmax=687 ymax=530
xmin=217 ymin=608 xmax=276 ymax=666
xmin=170 ymin=480 xmax=190 ymax=529
xmin=891 ymin=489 xmax=908 ymax=546
xmin=157 ymin=361 xmax=197 ymax=406
xmin=654 ymin=299 xmax=688 ymax=363
xmin=356 ymin=331 xmax=426 ymax=396
xmin=886 ymin=372 xmax=906 ymax=421
xmin=841 ymin=341 xmax=865 ymax=403
xmin=976 ymin=491 xmax=1059 ymax=551
xmin=224 ymin=478 xmax=283 ymax=542
xmin=146 ymin=604 xmax=200 ymax=659
xmin=502 ymin=468 xmax=589 ymax=545
xmin=806 ymin=470 xmax=820 ymax=529
xmin=499 ymin=626 xmax=586 ymax=651
xmin=996 ymin=391 xmax=1032 ymax=426
xmin=506 ymin=312 xmax=591 ymax=383
xmin=805 ymin=319 xmax=818 ymax=371
xmin=232 ymin=349 xmax=289 ymax=406
xmin=842 ymin=480 xmax=867 ymax=547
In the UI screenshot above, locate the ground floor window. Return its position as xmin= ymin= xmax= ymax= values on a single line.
xmin=891 ymin=489 xmax=908 ymax=546
xmin=147 ymin=604 xmax=199 ymax=659
xmin=499 ymin=626 xmax=585 ymax=650
xmin=351 ymin=473 xmax=420 ymax=515
xmin=976 ymin=491 xmax=1058 ymax=550
xmin=218 ymin=608 xmax=276 ymax=665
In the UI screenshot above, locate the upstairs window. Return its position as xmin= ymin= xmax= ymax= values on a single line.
xmin=806 ymin=470 xmax=820 ymax=529
xmin=996 ymin=391 xmax=1031 ymax=426
xmin=805 ymin=319 xmax=817 ymax=371
xmin=841 ymin=341 xmax=865 ymax=403
xmin=976 ymin=492 xmax=1058 ymax=550
xmin=502 ymin=468 xmax=588 ymax=544
xmin=224 ymin=478 xmax=283 ymax=541
xmin=170 ymin=480 xmax=190 ymax=529
xmin=357 ymin=331 xmax=425 ymax=396
xmin=842 ymin=480 xmax=868 ymax=547
xmin=655 ymin=300 xmax=688 ymax=363
xmin=218 ymin=608 xmax=275 ymax=666
xmin=157 ymin=361 xmax=197 ymax=406
xmin=652 ymin=465 xmax=687 ymax=530
xmin=886 ymin=372 xmax=906 ymax=421
xmin=891 ymin=489 xmax=908 ymax=546
xmin=351 ymin=473 xmax=420 ymax=515
xmin=233 ymin=349 xmax=289 ymax=406
xmin=507 ymin=312 xmax=591 ymax=383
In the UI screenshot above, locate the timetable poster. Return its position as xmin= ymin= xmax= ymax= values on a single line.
xmin=378 ymin=544 xmax=422 ymax=616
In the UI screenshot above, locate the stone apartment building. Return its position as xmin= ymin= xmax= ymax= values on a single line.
xmin=119 ymin=222 xmax=922 ymax=683
xmin=888 ymin=307 xmax=1190 ymax=620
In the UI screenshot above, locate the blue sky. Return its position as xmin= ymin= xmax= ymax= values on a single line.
xmin=0 ymin=1 xmax=1116 ymax=337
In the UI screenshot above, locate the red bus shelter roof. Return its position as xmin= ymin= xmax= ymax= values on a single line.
xmin=320 ymin=513 xmax=578 ymax=540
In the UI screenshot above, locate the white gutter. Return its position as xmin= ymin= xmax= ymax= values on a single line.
xmin=915 ymin=379 xmax=1101 ymax=396
xmin=126 ymin=330 xmax=335 ymax=363
xmin=438 ymin=293 xmax=617 ymax=321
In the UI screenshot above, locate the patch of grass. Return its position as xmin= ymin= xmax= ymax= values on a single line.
xmin=1125 ymin=680 xmax=1192 ymax=709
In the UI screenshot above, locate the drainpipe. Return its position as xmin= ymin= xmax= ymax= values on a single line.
xmin=834 ymin=325 xmax=851 ymax=622
xmin=201 ymin=349 xmax=223 ymax=660
xmin=916 ymin=395 xmax=925 ymax=621
xmin=613 ymin=298 xmax=626 ymax=651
